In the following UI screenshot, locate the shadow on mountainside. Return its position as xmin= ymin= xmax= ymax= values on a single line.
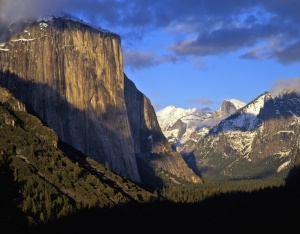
xmin=0 ymin=70 xmax=163 ymax=190
xmin=0 ymin=156 xmax=28 ymax=233
xmin=181 ymin=151 xmax=203 ymax=178
xmin=28 ymin=182 xmax=300 ymax=233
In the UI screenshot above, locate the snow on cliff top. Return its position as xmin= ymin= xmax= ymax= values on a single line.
xmin=242 ymin=94 xmax=265 ymax=115
xmin=225 ymin=99 xmax=246 ymax=110
xmin=211 ymin=94 xmax=266 ymax=133
xmin=32 ymin=13 xmax=113 ymax=34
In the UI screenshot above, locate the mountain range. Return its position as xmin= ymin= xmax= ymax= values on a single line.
xmin=157 ymin=91 xmax=300 ymax=183
xmin=157 ymin=99 xmax=246 ymax=156
xmin=0 ymin=14 xmax=300 ymax=232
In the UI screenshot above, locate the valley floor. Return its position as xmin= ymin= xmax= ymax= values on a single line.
xmin=9 ymin=185 xmax=300 ymax=234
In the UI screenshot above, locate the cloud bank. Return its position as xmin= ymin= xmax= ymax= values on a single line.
xmin=1 ymin=0 xmax=300 ymax=67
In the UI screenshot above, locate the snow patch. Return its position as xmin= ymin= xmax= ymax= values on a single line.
xmin=11 ymin=38 xmax=36 ymax=42
xmin=243 ymin=95 xmax=265 ymax=115
xmin=164 ymin=129 xmax=179 ymax=140
xmin=277 ymin=160 xmax=291 ymax=172
xmin=156 ymin=105 xmax=211 ymax=131
xmin=223 ymin=131 xmax=256 ymax=156
xmin=275 ymin=150 xmax=291 ymax=158
xmin=225 ymin=99 xmax=246 ymax=110
xmin=39 ymin=22 xmax=49 ymax=28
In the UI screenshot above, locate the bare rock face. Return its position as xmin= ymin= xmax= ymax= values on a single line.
xmin=213 ymin=99 xmax=246 ymax=118
xmin=0 ymin=17 xmax=140 ymax=182
xmin=0 ymin=16 xmax=201 ymax=184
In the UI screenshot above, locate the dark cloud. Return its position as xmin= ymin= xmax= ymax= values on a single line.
xmin=261 ymin=0 xmax=300 ymax=24
xmin=0 ymin=0 xmax=72 ymax=41
xmin=1 ymin=0 xmax=300 ymax=66
xmin=187 ymin=97 xmax=218 ymax=105
xmin=123 ymin=50 xmax=158 ymax=71
xmin=123 ymin=50 xmax=181 ymax=71
xmin=171 ymin=27 xmax=259 ymax=56
xmin=276 ymin=40 xmax=300 ymax=64
xmin=170 ymin=13 xmax=300 ymax=62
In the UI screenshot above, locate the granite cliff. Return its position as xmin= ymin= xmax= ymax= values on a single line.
xmin=213 ymin=99 xmax=246 ymax=118
xmin=0 ymin=16 xmax=201 ymax=185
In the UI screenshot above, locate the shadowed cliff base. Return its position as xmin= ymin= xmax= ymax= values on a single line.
xmin=0 ymin=70 xmax=183 ymax=190
xmin=0 ymin=70 xmax=137 ymax=179
xmin=29 ymin=183 xmax=300 ymax=233
xmin=0 ymin=156 xmax=28 ymax=233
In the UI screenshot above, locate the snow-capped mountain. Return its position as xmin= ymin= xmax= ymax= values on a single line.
xmin=213 ymin=99 xmax=247 ymax=118
xmin=193 ymin=91 xmax=300 ymax=182
xmin=211 ymin=95 xmax=265 ymax=133
xmin=156 ymin=106 xmax=212 ymax=146
xmin=156 ymin=99 xmax=246 ymax=155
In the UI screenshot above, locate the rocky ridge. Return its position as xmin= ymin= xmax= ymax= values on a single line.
xmin=156 ymin=99 xmax=246 ymax=156
xmin=194 ymin=91 xmax=300 ymax=181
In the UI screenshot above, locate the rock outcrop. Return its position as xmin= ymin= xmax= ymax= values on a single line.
xmin=0 ymin=16 xmax=201 ymax=185
xmin=213 ymin=99 xmax=246 ymax=118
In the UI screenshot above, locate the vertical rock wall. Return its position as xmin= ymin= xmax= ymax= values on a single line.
xmin=0 ymin=18 xmax=141 ymax=182
xmin=0 ymin=17 xmax=201 ymax=185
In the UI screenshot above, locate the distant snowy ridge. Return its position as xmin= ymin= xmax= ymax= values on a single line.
xmin=156 ymin=105 xmax=211 ymax=131
xmin=156 ymin=98 xmax=246 ymax=154
xmin=211 ymin=94 xmax=266 ymax=133
xmin=156 ymin=105 xmax=212 ymax=147
xmin=193 ymin=90 xmax=300 ymax=181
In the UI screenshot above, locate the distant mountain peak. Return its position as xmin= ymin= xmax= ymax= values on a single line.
xmin=157 ymin=99 xmax=247 ymax=156
xmin=213 ymin=98 xmax=246 ymax=118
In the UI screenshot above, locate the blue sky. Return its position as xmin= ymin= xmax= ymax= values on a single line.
xmin=1 ymin=0 xmax=300 ymax=111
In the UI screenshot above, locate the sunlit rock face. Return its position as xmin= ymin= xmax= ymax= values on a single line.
xmin=0 ymin=16 xmax=141 ymax=182
xmin=0 ymin=16 xmax=201 ymax=184
xmin=194 ymin=92 xmax=300 ymax=181
xmin=213 ymin=99 xmax=246 ymax=118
